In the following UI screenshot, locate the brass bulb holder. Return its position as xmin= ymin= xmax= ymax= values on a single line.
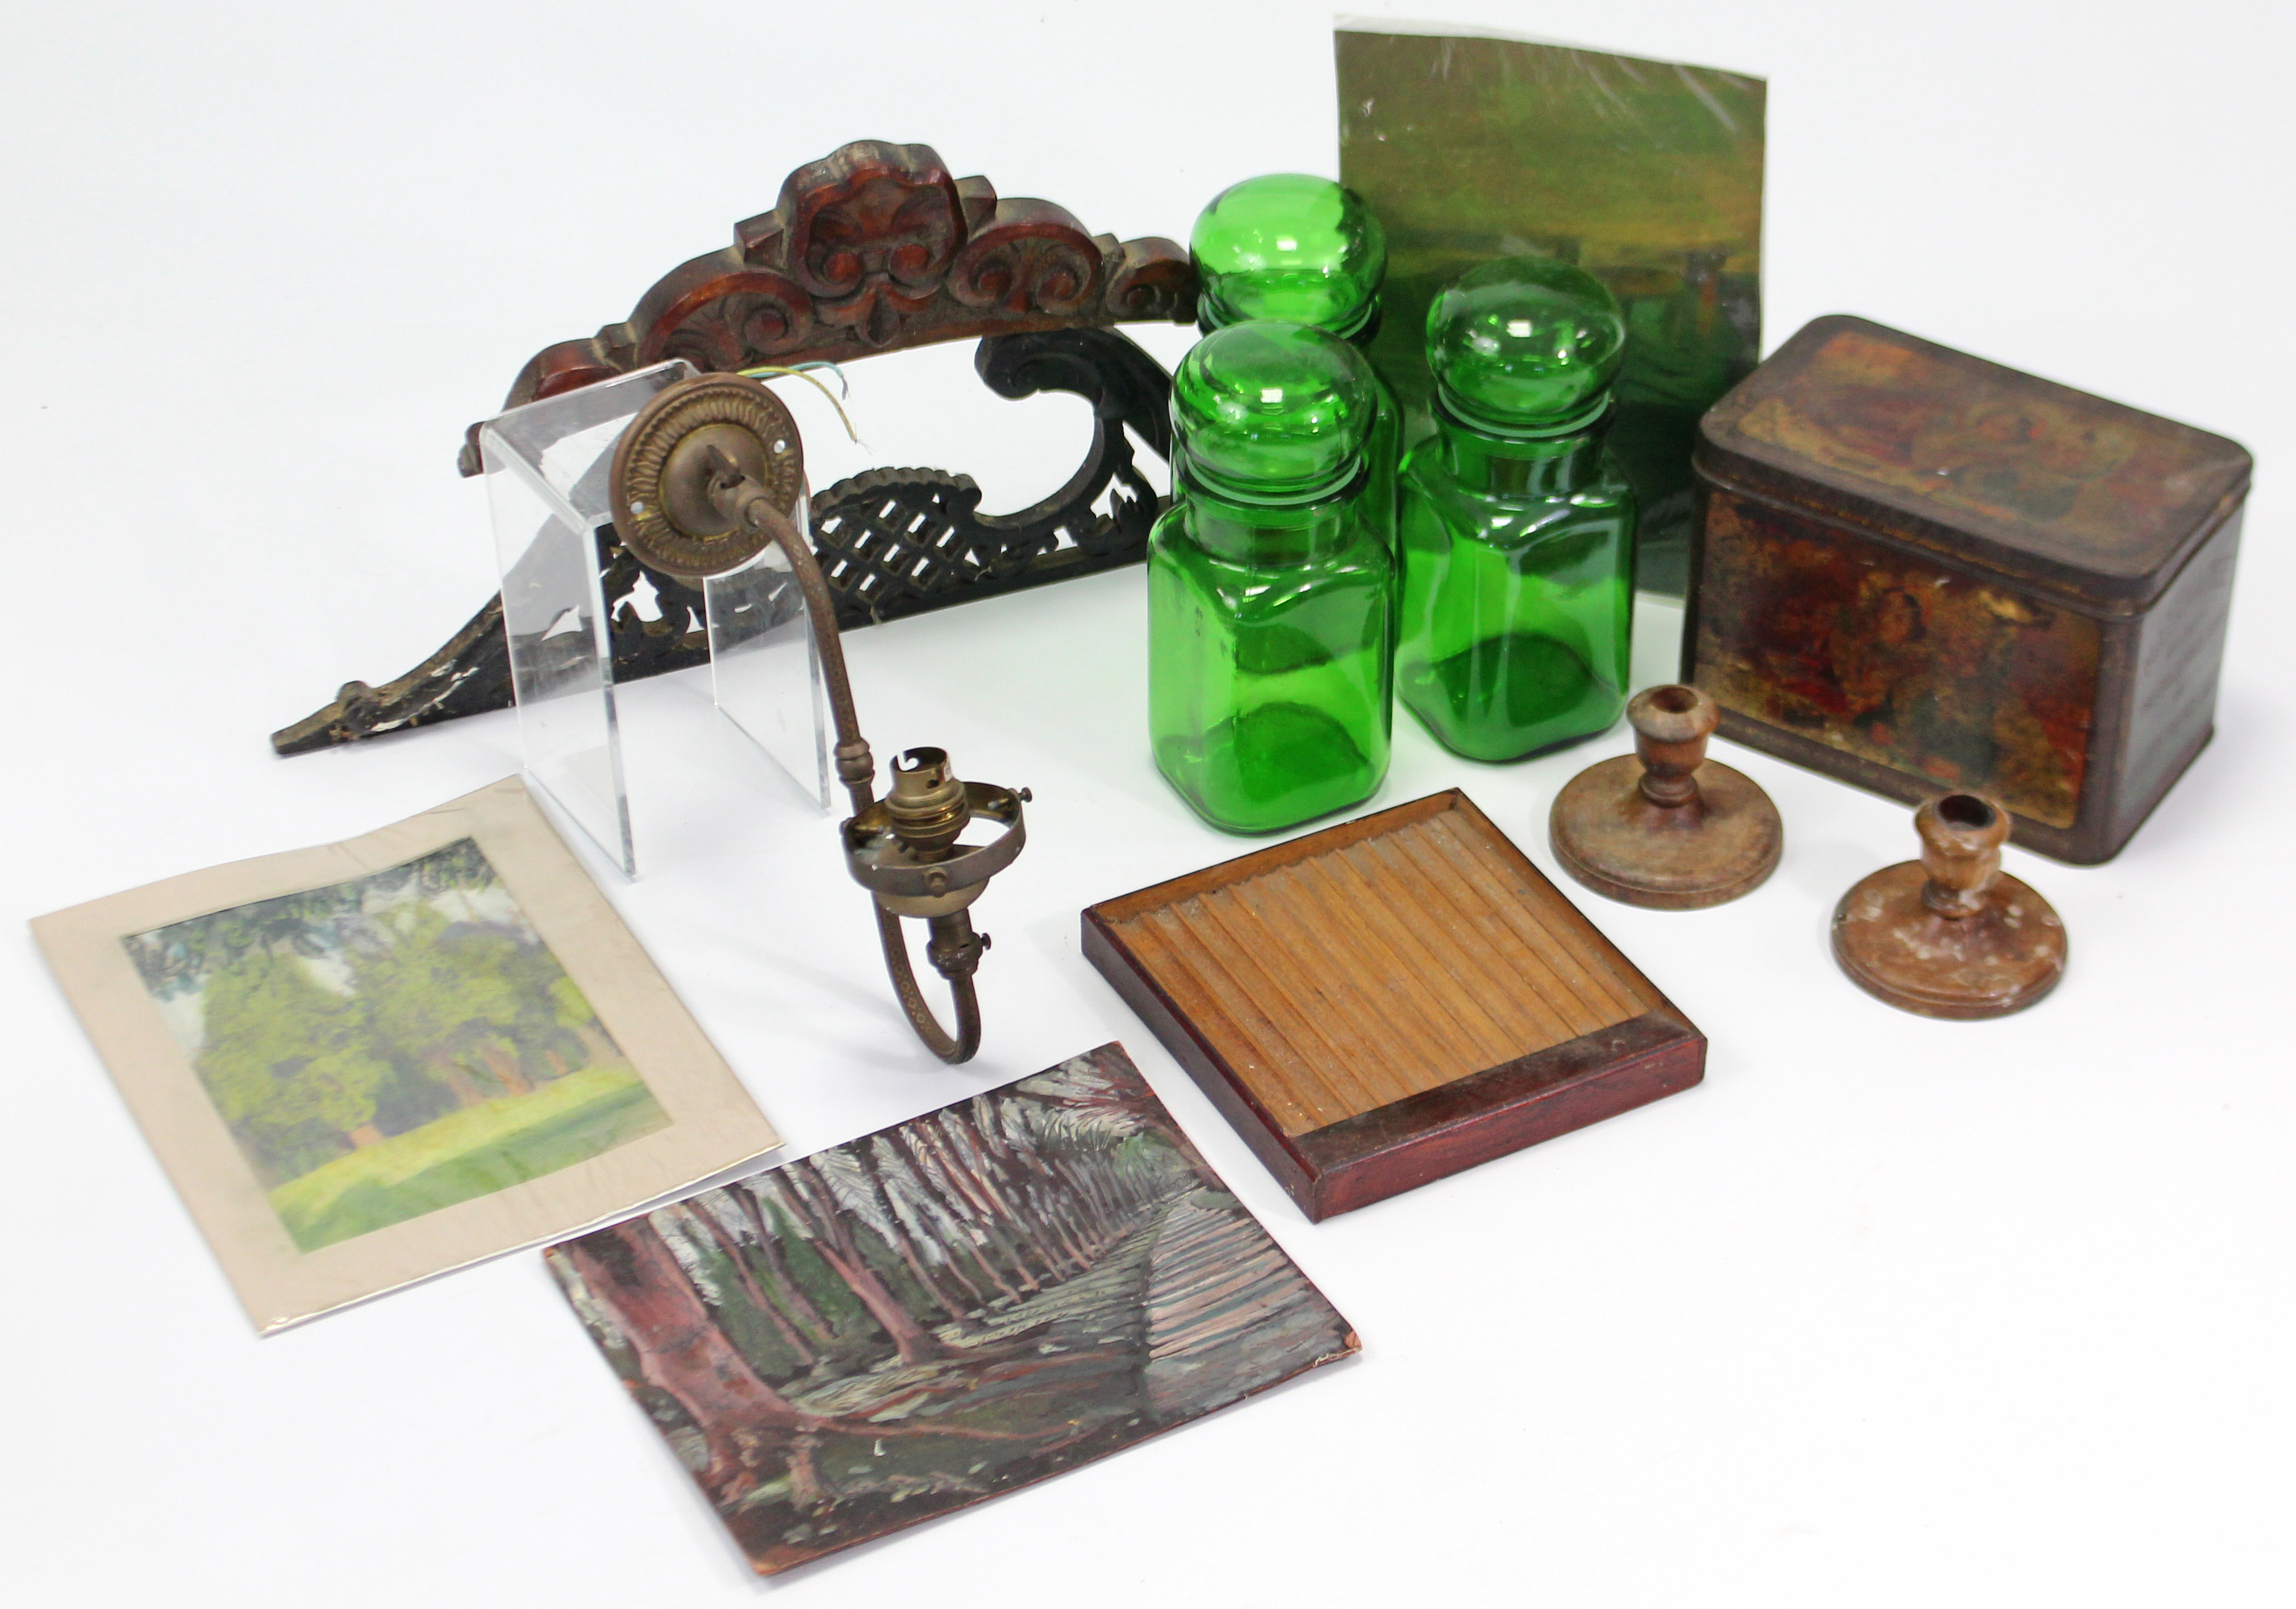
xmin=845 ymin=766 xmax=1028 ymax=920
xmin=609 ymin=372 xmax=1027 ymax=1064
xmin=882 ymin=747 xmax=972 ymax=860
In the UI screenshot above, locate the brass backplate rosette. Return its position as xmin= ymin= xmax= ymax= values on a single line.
xmin=609 ymin=373 xmax=806 ymax=579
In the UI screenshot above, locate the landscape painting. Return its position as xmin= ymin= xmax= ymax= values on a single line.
xmin=1339 ymin=26 xmax=1765 ymax=593
xmin=125 ymin=837 xmax=669 ymax=1251
xmin=547 ymin=1043 xmax=1358 ymax=1575
xmin=34 ymin=777 xmax=781 ymax=1332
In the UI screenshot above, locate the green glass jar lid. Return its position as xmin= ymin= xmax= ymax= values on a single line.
xmin=1191 ymin=174 xmax=1386 ymax=339
xmin=1172 ymin=322 xmax=1376 ymax=505
xmin=1427 ymin=257 xmax=1626 ymax=436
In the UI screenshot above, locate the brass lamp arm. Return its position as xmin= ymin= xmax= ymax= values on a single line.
xmin=734 ymin=490 xmax=994 ymax=1065
xmin=873 ymin=907 xmax=981 ymax=1064
xmin=737 ymin=494 xmax=877 ymax=820
xmin=609 ymin=370 xmax=1025 ymax=1066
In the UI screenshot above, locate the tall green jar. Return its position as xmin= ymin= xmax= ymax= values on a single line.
xmin=1150 ymin=322 xmax=1392 ymax=833
xmin=1396 ymin=258 xmax=1638 ymax=762
xmin=1191 ymin=174 xmax=1399 ymax=552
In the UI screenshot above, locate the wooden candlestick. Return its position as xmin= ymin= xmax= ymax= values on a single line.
xmin=1548 ymin=685 xmax=1783 ymax=909
xmin=1831 ymin=792 xmax=2069 ymax=1019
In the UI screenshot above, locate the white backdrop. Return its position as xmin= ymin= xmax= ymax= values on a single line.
xmin=4 ymin=3 xmax=2292 ymax=1604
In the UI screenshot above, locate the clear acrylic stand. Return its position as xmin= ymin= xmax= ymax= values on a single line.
xmin=705 ymin=511 xmax=834 ymax=812
xmin=480 ymin=360 xmax=831 ymax=876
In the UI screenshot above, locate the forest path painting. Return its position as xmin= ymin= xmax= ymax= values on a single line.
xmin=548 ymin=1044 xmax=1357 ymax=1575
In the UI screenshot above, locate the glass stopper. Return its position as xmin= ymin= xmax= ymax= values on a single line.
xmin=1191 ymin=174 xmax=1387 ymax=338
xmin=1427 ymin=257 xmax=1627 ymax=436
xmin=1171 ymin=322 xmax=1377 ymax=505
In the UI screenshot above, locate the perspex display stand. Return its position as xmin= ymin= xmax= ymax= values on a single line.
xmin=706 ymin=540 xmax=833 ymax=815
xmin=480 ymin=360 xmax=831 ymax=877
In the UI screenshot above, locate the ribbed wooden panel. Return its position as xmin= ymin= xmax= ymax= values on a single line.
xmin=1101 ymin=806 xmax=1659 ymax=1137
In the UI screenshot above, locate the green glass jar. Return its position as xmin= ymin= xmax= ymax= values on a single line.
xmin=1395 ymin=257 xmax=1638 ymax=762
xmin=1192 ymin=174 xmax=1399 ymax=553
xmin=1150 ymin=322 xmax=1393 ymax=833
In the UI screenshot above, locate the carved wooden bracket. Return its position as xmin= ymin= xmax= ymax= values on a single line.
xmin=456 ymin=139 xmax=1195 ymax=476
xmin=275 ymin=140 xmax=1198 ymax=757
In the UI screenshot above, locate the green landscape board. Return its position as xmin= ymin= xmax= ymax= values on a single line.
xmin=33 ymin=777 xmax=780 ymax=1332
xmin=1337 ymin=26 xmax=1765 ymax=593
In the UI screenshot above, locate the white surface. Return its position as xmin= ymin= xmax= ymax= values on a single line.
xmin=3 ymin=3 xmax=2292 ymax=1604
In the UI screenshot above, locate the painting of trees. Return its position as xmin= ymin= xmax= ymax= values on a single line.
xmin=125 ymin=837 xmax=668 ymax=1249
xmin=193 ymin=947 xmax=398 ymax=1178
xmin=547 ymin=1044 xmax=1358 ymax=1576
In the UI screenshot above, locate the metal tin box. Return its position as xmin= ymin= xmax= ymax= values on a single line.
xmin=1684 ymin=315 xmax=2250 ymax=863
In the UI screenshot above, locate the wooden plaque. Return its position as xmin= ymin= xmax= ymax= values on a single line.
xmin=1082 ymin=791 xmax=1705 ymax=1220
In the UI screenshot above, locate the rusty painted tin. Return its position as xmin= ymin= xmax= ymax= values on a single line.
xmin=1684 ymin=315 xmax=2250 ymax=864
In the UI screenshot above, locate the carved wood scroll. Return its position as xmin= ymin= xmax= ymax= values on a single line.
xmin=275 ymin=142 xmax=1197 ymax=756
xmin=456 ymin=139 xmax=1196 ymax=475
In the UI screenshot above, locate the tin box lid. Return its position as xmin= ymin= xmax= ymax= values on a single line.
xmin=1697 ymin=315 xmax=2253 ymax=610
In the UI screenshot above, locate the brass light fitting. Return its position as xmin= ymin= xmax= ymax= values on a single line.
xmin=610 ymin=372 xmax=1026 ymax=1063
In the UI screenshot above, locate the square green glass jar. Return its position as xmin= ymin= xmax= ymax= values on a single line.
xmin=1149 ymin=322 xmax=1393 ymax=833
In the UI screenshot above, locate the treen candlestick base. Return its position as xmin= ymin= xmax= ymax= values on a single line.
xmin=1549 ymin=684 xmax=1781 ymax=910
xmin=1832 ymin=792 xmax=2067 ymax=1019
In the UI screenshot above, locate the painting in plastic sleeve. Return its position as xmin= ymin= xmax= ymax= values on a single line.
xmin=30 ymin=777 xmax=781 ymax=1333
xmin=547 ymin=1043 xmax=1359 ymax=1575
xmin=1336 ymin=22 xmax=1765 ymax=595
